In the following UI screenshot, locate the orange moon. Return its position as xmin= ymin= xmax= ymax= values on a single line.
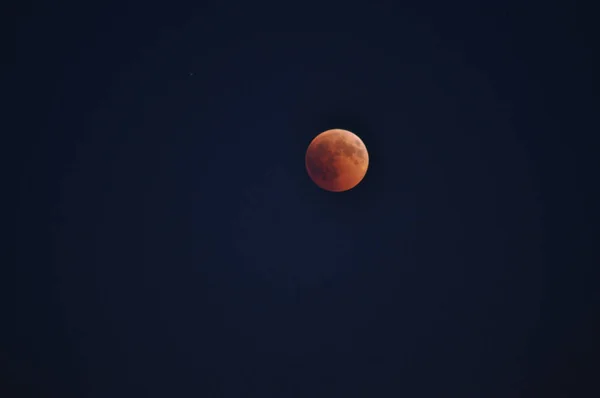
xmin=305 ymin=129 xmax=369 ymax=192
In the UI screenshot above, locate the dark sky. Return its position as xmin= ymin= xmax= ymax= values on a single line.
xmin=9 ymin=0 xmax=598 ymax=397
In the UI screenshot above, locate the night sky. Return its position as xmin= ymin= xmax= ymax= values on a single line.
xmin=9 ymin=0 xmax=598 ymax=397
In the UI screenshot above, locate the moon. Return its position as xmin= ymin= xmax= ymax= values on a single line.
xmin=305 ymin=129 xmax=369 ymax=192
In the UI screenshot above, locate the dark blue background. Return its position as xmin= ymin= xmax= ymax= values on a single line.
xmin=9 ymin=0 xmax=598 ymax=396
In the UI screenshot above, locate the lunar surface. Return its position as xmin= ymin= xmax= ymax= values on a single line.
xmin=305 ymin=129 xmax=369 ymax=192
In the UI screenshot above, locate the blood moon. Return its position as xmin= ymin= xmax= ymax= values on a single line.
xmin=305 ymin=129 xmax=369 ymax=192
